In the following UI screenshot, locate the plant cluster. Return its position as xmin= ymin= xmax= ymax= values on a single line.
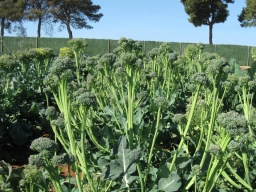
xmin=1 ymin=38 xmax=256 ymax=192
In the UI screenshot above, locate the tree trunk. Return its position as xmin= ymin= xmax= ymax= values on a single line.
xmin=37 ymin=17 xmax=41 ymax=38
xmin=209 ymin=23 xmax=213 ymax=44
xmin=1 ymin=18 xmax=4 ymax=36
xmin=67 ymin=23 xmax=73 ymax=39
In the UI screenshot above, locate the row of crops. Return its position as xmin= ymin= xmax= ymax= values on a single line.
xmin=1 ymin=37 xmax=256 ymax=191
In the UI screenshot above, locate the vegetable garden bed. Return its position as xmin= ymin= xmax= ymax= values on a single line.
xmin=0 ymin=38 xmax=256 ymax=192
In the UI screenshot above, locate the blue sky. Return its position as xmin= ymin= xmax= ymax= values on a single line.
xmin=7 ymin=0 xmax=255 ymax=46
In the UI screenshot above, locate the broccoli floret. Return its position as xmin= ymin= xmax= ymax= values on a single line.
xmin=98 ymin=53 xmax=116 ymax=68
xmin=136 ymin=91 xmax=148 ymax=100
xmin=172 ymin=114 xmax=187 ymax=125
xmin=183 ymin=44 xmax=198 ymax=60
xmin=147 ymin=48 xmax=159 ymax=60
xmin=114 ymin=37 xmax=144 ymax=57
xmin=197 ymin=43 xmax=204 ymax=50
xmin=73 ymin=88 xmax=86 ymax=97
xmin=115 ymin=66 xmax=126 ymax=78
xmin=76 ymin=92 xmax=97 ymax=107
xmin=20 ymin=164 xmax=43 ymax=188
xmin=191 ymin=72 xmax=210 ymax=87
xmin=120 ymin=52 xmax=138 ymax=69
xmin=68 ymin=38 xmax=87 ymax=54
xmin=30 ymin=137 xmax=58 ymax=153
xmin=192 ymin=164 xmax=201 ymax=175
xmin=206 ymin=58 xmax=230 ymax=75
xmin=187 ymin=83 xmax=197 ymax=92
xmin=158 ymin=42 xmax=173 ymax=55
xmin=45 ymin=106 xmax=58 ymax=120
xmin=49 ymin=57 xmax=75 ymax=76
xmin=217 ymin=111 xmax=247 ymax=131
xmin=238 ymin=75 xmax=251 ymax=87
xmin=168 ymin=52 xmax=178 ymax=62
xmin=154 ymin=97 xmax=168 ymax=108
xmin=51 ymin=154 xmax=67 ymax=167
xmin=51 ymin=117 xmax=65 ymax=128
xmin=217 ymin=111 xmax=249 ymax=139
xmin=248 ymin=80 xmax=256 ymax=89
xmin=208 ymin=144 xmax=222 ymax=156
xmin=85 ymin=55 xmax=100 ymax=72
xmin=234 ymin=85 xmax=242 ymax=93
xmin=227 ymin=140 xmax=243 ymax=152
xmin=28 ymin=154 xmax=45 ymax=166
xmin=240 ymin=133 xmax=255 ymax=143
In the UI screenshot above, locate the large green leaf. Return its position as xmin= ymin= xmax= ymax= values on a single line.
xmin=133 ymin=107 xmax=144 ymax=125
xmin=10 ymin=123 xmax=31 ymax=145
xmin=158 ymin=171 xmax=181 ymax=192
xmin=0 ymin=121 xmax=6 ymax=137
xmin=103 ymin=136 xmax=141 ymax=181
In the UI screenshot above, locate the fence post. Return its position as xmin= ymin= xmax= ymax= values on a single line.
xmin=180 ymin=43 xmax=182 ymax=55
xmin=0 ymin=36 xmax=2 ymax=54
xmin=108 ymin=40 xmax=110 ymax=53
xmin=36 ymin=37 xmax=38 ymax=48
xmin=247 ymin=46 xmax=250 ymax=66
xmin=214 ymin=44 xmax=216 ymax=53
xmin=144 ymin=41 xmax=146 ymax=53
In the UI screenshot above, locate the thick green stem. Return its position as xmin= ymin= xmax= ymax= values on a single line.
xmin=74 ymin=51 xmax=80 ymax=84
xmin=169 ymin=85 xmax=201 ymax=171
xmin=199 ymin=86 xmax=218 ymax=168
xmin=58 ymin=79 xmax=83 ymax=192
xmin=137 ymin=163 xmax=145 ymax=192
xmin=242 ymin=152 xmax=251 ymax=187
xmin=80 ymin=128 xmax=96 ymax=192
xmin=144 ymin=107 xmax=161 ymax=184
xmin=225 ymin=162 xmax=253 ymax=190
xmin=221 ymin=171 xmax=242 ymax=189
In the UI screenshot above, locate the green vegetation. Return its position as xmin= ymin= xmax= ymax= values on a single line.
xmin=238 ymin=0 xmax=256 ymax=27
xmin=0 ymin=0 xmax=26 ymax=36
xmin=1 ymin=36 xmax=255 ymax=66
xmin=180 ymin=0 xmax=234 ymax=44
xmin=1 ymin=38 xmax=256 ymax=191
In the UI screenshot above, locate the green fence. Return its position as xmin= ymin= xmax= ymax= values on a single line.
xmin=0 ymin=36 xmax=255 ymax=66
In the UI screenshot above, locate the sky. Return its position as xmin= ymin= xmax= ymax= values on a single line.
xmin=6 ymin=0 xmax=256 ymax=46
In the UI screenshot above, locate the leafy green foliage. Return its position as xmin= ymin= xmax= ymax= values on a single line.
xmin=103 ymin=136 xmax=141 ymax=182
xmin=2 ymin=38 xmax=256 ymax=192
xmin=158 ymin=171 xmax=181 ymax=192
xmin=180 ymin=0 xmax=234 ymax=44
xmin=238 ymin=0 xmax=256 ymax=27
xmin=48 ymin=0 xmax=103 ymax=38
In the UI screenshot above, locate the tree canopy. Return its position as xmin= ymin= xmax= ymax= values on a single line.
xmin=180 ymin=0 xmax=234 ymax=44
xmin=25 ymin=0 xmax=53 ymax=37
xmin=0 ymin=0 xmax=26 ymax=36
xmin=238 ymin=0 xmax=256 ymax=27
xmin=48 ymin=0 xmax=103 ymax=39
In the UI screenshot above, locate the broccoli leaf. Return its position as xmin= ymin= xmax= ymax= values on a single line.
xmin=158 ymin=171 xmax=181 ymax=192
xmin=103 ymin=136 xmax=141 ymax=181
xmin=0 ymin=121 xmax=6 ymax=137
xmin=10 ymin=123 xmax=31 ymax=146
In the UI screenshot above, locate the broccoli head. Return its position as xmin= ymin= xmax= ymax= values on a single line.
xmin=30 ymin=137 xmax=58 ymax=153
xmin=217 ymin=111 xmax=247 ymax=130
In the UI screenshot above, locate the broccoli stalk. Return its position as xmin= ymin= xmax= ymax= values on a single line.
xmin=236 ymin=74 xmax=255 ymax=135
xmin=169 ymin=72 xmax=209 ymax=172
xmin=28 ymin=138 xmax=63 ymax=192
xmin=68 ymin=39 xmax=87 ymax=84
xmin=144 ymin=96 xmax=168 ymax=185
xmin=185 ymin=58 xmax=231 ymax=190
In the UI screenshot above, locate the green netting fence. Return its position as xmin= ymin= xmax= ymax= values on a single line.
xmin=0 ymin=36 xmax=255 ymax=66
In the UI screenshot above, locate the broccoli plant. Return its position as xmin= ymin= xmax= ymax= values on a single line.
xmin=28 ymin=137 xmax=75 ymax=192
